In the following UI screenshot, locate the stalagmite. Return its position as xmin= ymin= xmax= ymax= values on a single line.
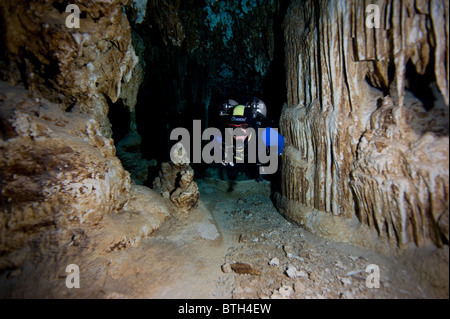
xmin=153 ymin=161 xmax=200 ymax=214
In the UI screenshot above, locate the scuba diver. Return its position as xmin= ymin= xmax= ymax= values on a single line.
xmin=217 ymin=97 xmax=284 ymax=182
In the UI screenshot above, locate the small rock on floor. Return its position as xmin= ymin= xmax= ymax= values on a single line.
xmin=269 ymin=257 xmax=280 ymax=266
xmin=231 ymin=262 xmax=262 ymax=276
xmin=221 ymin=263 xmax=232 ymax=273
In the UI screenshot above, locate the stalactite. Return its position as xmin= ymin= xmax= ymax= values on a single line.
xmin=278 ymin=0 xmax=449 ymax=250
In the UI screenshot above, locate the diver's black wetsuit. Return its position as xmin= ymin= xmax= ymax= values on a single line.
xmin=218 ymin=107 xmax=274 ymax=181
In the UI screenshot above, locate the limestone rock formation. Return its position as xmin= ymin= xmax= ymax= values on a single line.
xmin=0 ymin=0 xmax=141 ymax=137
xmin=102 ymin=184 xmax=170 ymax=252
xmin=0 ymin=0 xmax=168 ymax=276
xmin=153 ymin=161 xmax=200 ymax=213
xmin=278 ymin=0 xmax=449 ymax=250
xmin=0 ymin=81 xmax=169 ymax=271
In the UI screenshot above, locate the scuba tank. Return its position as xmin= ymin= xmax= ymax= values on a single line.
xmin=220 ymin=99 xmax=238 ymax=116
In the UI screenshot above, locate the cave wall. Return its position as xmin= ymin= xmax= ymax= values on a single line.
xmin=0 ymin=0 xmax=169 ymax=273
xmin=0 ymin=0 xmax=142 ymax=137
xmin=277 ymin=0 xmax=449 ymax=251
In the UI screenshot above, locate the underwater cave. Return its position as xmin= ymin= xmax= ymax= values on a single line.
xmin=0 ymin=0 xmax=448 ymax=301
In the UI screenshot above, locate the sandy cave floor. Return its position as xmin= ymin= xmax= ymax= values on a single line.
xmin=1 ymin=178 xmax=448 ymax=299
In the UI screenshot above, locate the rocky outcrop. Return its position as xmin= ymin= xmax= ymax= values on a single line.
xmin=277 ymin=0 xmax=449 ymax=250
xmin=0 ymin=0 xmax=141 ymax=137
xmin=153 ymin=161 xmax=200 ymax=213
xmin=0 ymin=0 xmax=167 ymax=274
xmin=0 ymin=81 xmax=169 ymax=271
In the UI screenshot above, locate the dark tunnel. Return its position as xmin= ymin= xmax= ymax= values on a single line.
xmin=106 ymin=0 xmax=290 ymax=187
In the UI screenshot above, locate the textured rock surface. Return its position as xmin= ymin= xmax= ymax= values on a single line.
xmin=0 ymin=0 xmax=141 ymax=136
xmin=153 ymin=161 xmax=200 ymax=213
xmin=0 ymin=0 xmax=168 ymax=281
xmin=0 ymin=81 xmax=169 ymax=272
xmin=277 ymin=0 xmax=449 ymax=250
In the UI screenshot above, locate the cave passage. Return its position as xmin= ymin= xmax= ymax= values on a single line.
xmin=0 ymin=0 xmax=448 ymax=300
xmin=109 ymin=0 xmax=289 ymax=186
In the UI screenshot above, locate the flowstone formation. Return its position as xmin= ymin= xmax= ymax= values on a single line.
xmin=0 ymin=81 xmax=169 ymax=275
xmin=0 ymin=0 xmax=170 ymax=292
xmin=153 ymin=161 xmax=200 ymax=214
xmin=278 ymin=0 xmax=449 ymax=251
